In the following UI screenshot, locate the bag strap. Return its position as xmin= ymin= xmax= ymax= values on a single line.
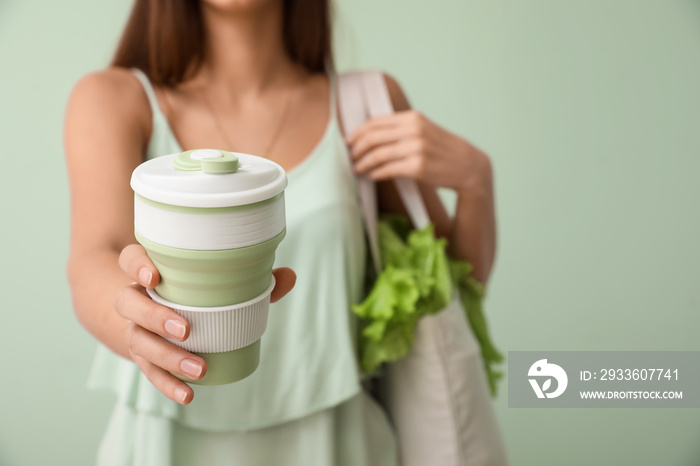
xmin=337 ymin=72 xmax=382 ymax=273
xmin=337 ymin=71 xmax=431 ymax=272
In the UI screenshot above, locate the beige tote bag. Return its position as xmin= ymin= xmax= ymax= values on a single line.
xmin=338 ymin=70 xmax=508 ymax=466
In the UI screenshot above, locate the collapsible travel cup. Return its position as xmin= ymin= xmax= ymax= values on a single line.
xmin=131 ymin=149 xmax=287 ymax=385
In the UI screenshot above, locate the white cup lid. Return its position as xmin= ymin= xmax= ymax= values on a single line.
xmin=131 ymin=150 xmax=287 ymax=208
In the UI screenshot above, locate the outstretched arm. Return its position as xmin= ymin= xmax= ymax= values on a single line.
xmin=64 ymin=68 xmax=296 ymax=405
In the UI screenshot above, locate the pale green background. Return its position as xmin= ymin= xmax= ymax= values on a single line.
xmin=1 ymin=0 xmax=698 ymax=464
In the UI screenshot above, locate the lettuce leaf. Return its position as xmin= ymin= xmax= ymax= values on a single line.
xmin=449 ymin=260 xmax=504 ymax=396
xmin=352 ymin=215 xmax=504 ymax=396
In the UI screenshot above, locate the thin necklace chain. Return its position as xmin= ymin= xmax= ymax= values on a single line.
xmin=199 ymin=82 xmax=297 ymax=158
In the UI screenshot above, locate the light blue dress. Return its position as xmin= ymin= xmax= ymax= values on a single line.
xmin=88 ymin=69 xmax=398 ymax=465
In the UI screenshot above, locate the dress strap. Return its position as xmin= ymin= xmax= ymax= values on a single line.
xmin=328 ymin=71 xmax=338 ymax=122
xmin=130 ymin=67 xmax=185 ymax=156
xmin=130 ymin=68 xmax=166 ymax=121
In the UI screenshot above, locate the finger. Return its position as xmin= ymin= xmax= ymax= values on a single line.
xmin=115 ymin=285 xmax=190 ymax=342
xmin=346 ymin=110 xmax=421 ymax=145
xmin=366 ymin=156 xmax=425 ymax=182
xmin=349 ymin=126 xmax=406 ymax=160
xmin=132 ymin=354 xmax=194 ymax=405
xmin=354 ymin=140 xmax=407 ymax=174
xmin=346 ymin=113 xmax=403 ymax=146
xmin=119 ymin=244 xmax=160 ymax=288
xmin=271 ymin=267 xmax=296 ymax=303
xmin=127 ymin=324 xmax=206 ymax=382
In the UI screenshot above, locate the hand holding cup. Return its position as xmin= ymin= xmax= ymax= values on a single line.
xmin=114 ymin=243 xmax=296 ymax=405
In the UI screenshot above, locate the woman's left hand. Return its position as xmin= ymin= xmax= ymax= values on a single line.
xmin=347 ymin=110 xmax=491 ymax=194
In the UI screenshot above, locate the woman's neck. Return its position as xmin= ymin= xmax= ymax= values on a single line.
xmin=198 ymin=1 xmax=302 ymax=98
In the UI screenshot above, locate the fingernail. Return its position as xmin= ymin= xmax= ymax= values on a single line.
xmin=138 ymin=267 xmax=152 ymax=286
xmin=165 ymin=319 xmax=186 ymax=339
xmin=175 ymin=386 xmax=188 ymax=404
xmin=181 ymin=359 xmax=203 ymax=379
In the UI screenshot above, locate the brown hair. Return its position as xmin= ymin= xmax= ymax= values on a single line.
xmin=111 ymin=0 xmax=333 ymax=87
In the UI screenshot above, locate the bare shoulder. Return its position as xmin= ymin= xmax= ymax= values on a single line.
xmin=69 ymin=67 xmax=147 ymax=111
xmin=65 ymin=67 xmax=151 ymax=141
xmin=335 ymin=70 xmax=411 ymax=112
xmin=64 ymin=68 xmax=154 ymax=253
xmin=64 ymin=67 xmax=152 ymax=214
xmin=382 ymin=73 xmax=411 ymax=112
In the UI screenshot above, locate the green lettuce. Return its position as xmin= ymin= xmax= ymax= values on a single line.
xmin=449 ymin=260 xmax=504 ymax=396
xmin=352 ymin=215 xmax=504 ymax=396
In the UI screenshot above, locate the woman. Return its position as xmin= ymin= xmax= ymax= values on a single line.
xmin=64 ymin=0 xmax=496 ymax=464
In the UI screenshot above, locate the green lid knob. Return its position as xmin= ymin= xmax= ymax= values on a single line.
xmin=173 ymin=149 xmax=239 ymax=174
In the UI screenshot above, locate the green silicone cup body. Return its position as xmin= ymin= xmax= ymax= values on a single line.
xmin=136 ymin=230 xmax=285 ymax=385
xmin=176 ymin=340 xmax=262 ymax=386
xmin=135 ymin=229 xmax=286 ymax=307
